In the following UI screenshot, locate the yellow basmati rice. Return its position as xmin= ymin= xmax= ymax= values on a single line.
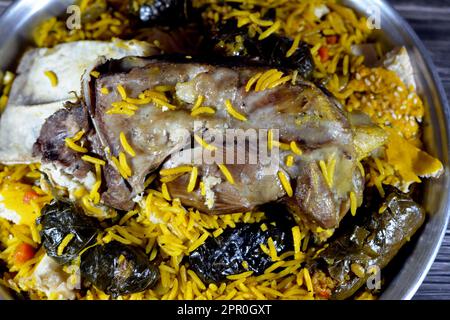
xmin=277 ymin=171 xmax=293 ymax=197
xmin=186 ymin=167 xmax=198 ymax=193
xmin=81 ymin=155 xmax=106 ymax=166
xmin=217 ymin=164 xmax=235 ymax=185
xmin=2 ymin=0 xmax=433 ymax=301
xmin=120 ymin=132 xmax=136 ymax=157
xmin=224 ymin=99 xmax=247 ymax=121
xmin=44 ymin=71 xmax=58 ymax=87
xmin=191 ymin=106 xmax=216 ymax=117
xmin=194 ymin=135 xmax=217 ymax=151
xmin=57 ymin=234 xmax=75 ymax=256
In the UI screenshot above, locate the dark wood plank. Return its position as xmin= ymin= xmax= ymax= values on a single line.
xmin=0 ymin=0 xmax=449 ymax=300
xmin=389 ymin=0 xmax=450 ymax=299
xmin=0 ymin=1 xmax=10 ymax=11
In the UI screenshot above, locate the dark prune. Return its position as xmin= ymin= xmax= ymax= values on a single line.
xmin=188 ymin=222 xmax=293 ymax=284
xmin=37 ymin=200 xmax=159 ymax=295
xmin=80 ymin=241 xmax=160 ymax=296
xmin=37 ymin=200 xmax=100 ymax=265
xmin=206 ymin=22 xmax=314 ymax=79
xmin=129 ymin=0 xmax=191 ymax=26
xmin=252 ymin=35 xmax=315 ymax=80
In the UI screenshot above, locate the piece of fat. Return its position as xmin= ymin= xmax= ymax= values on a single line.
xmin=351 ymin=44 xmax=379 ymax=67
xmin=202 ymin=175 xmax=222 ymax=210
xmin=40 ymin=162 xmax=96 ymax=197
xmin=382 ymin=47 xmax=417 ymax=89
xmin=314 ymin=4 xmax=330 ymax=19
xmin=0 ymin=103 xmax=64 ymax=164
xmin=32 ymin=254 xmax=76 ymax=300
xmin=0 ymin=194 xmax=21 ymax=224
xmin=8 ymin=39 xmax=156 ymax=106
xmin=0 ymin=40 xmax=156 ymax=165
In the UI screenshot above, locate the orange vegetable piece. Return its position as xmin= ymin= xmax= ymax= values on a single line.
xmin=326 ymin=36 xmax=338 ymax=44
xmin=318 ymin=47 xmax=329 ymax=62
xmin=23 ymin=190 xmax=39 ymax=204
xmin=14 ymin=243 xmax=35 ymax=264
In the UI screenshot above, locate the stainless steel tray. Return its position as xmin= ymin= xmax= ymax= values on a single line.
xmin=0 ymin=0 xmax=449 ymax=300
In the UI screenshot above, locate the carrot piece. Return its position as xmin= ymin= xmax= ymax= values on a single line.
xmin=318 ymin=47 xmax=329 ymax=62
xmin=318 ymin=289 xmax=331 ymax=299
xmin=326 ymin=35 xmax=338 ymax=44
xmin=23 ymin=190 xmax=39 ymax=204
xmin=14 ymin=243 xmax=35 ymax=264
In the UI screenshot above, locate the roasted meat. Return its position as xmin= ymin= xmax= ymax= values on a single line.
xmin=33 ymin=56 xmax=387 ymax=231
xmin=33 ymin=102 xmax=134 ymax=211
xmin=33 ymin=103 xmax=93 ymax=185
xmin=161 ymin=144 xmax=287 ymax=214
xmin=0 ymin=39 xmax=160 ymax=165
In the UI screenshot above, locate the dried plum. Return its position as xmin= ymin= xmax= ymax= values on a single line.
xmin=206 ymin=22 xmax=314 ymax=79
xmin=188 ymin=222 xmax=293 ymax=284
xmin=80 ymin=241 xmax=159 ymax=296
xmin=129 ymin=0 xmax=192 ymax=26
xmin=37 ymin=201 xmax=159 ymax=295
xmin=37 ymin=200 xmax=100 ymax=265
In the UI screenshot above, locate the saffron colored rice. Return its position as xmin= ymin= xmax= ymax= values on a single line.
xmin=0 ymin=0 xmax=431 ymax=301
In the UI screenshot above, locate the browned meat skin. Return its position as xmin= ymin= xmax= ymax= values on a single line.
xmin=134 ymin=27 xmax=201 ymax=55
xmin=81 ymin=57 xmax=365 ymax=230
xmin=33 ymin=103 xmax=92 ymax=182
xmin=33 ymin=103 xmax=135 ymax=211
xmin=284 ymin=163 xmax=338 ymax=229
xmin=85 ymin=62 xmax=198 ymax=200
xmin=284 ymin=160 xmax=364 ymax=230
xmin=163 ymin=145 xmax=286 ymax=214
xmin=100 ymin=163 xmax=134 ymax=211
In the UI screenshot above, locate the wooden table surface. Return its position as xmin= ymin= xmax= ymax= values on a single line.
xmin=0 ymin=0 xmax=449 ymax=300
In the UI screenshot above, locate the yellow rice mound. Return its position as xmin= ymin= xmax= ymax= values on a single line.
xmin=0 ymin=0 xmax=442 ymax=300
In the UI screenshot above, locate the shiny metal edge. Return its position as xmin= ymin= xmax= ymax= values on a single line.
xmin=0 ymin=0 xmax=74 ymax=301
xmin=344 ymin=0 xmax=450 ymax=300
xmin=0 ymin=0 xmax=449 ymax=301
xmin=0 ymin=0 xmax=73 ymax=67
xmin=373 ymin=1 xmax=450 ymax=300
